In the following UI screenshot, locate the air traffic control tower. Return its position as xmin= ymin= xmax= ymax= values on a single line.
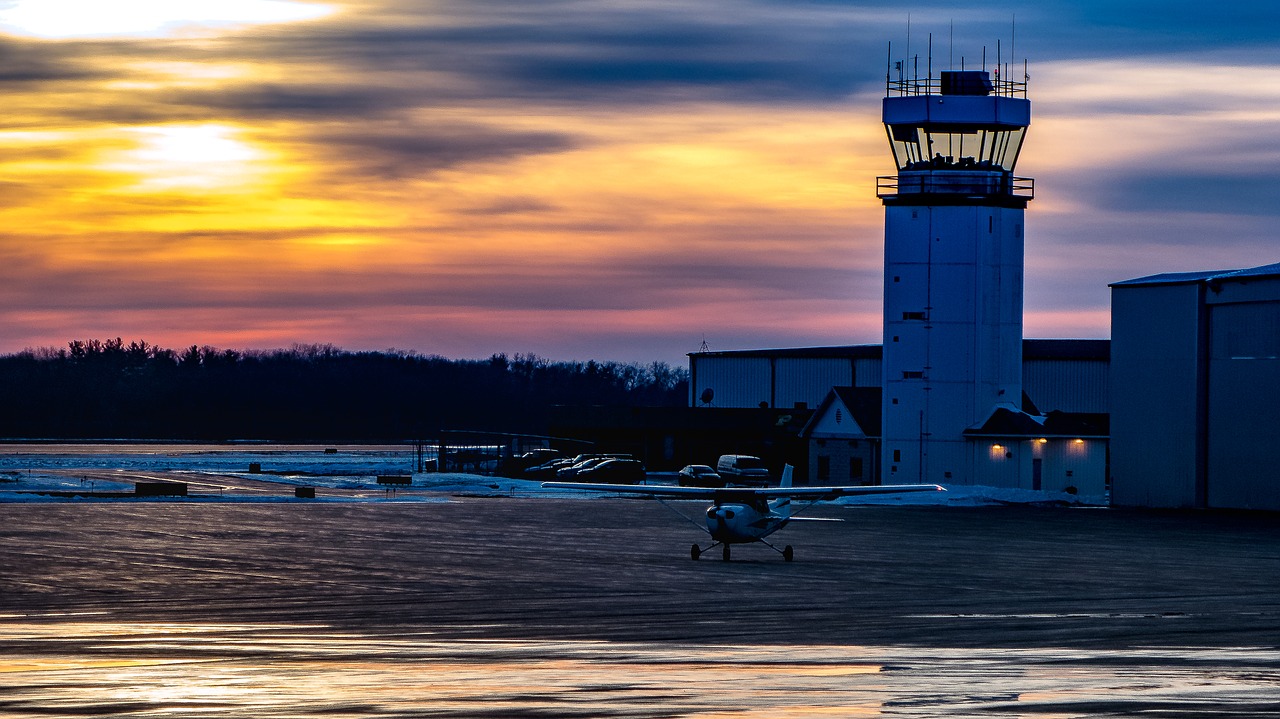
xmin=878 ymin=64 xmax=1033 ymax=484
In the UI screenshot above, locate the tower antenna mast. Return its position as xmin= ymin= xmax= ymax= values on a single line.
xmin=1011 ymin=14 xmax=1016 ymax=73
xmin=905 ymin=13 xmax=910 ymax=79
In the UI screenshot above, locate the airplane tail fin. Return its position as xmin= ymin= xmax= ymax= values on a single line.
xmin=772 ymin=464 xmax=795 ymax=518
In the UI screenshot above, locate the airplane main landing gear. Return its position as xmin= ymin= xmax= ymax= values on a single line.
xmin=692 ymin=542 xmax=729 ymax=561
xmin=692 ymin=541 xmax=792 ymax=562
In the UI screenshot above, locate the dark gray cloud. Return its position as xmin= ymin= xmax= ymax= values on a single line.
xmin=0 ymin=37 xmax=103 ymax=83
xmin=310 ymin=124 xmax=580 ymax=179
xmin=1116 ymin=174 xmax=1280 ymax=217
xmin=223 ymin=4 xmax=892 ymax=103
xmin=12 ymin=0 xmax=1280 ymax=115
xmin=1085 ymin=171 xmax=1280 ymax=218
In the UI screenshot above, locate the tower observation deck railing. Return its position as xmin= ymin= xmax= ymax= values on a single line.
xmin=886 ymin=73 xmax=1027 ymax=98
xmin=876 ymin=173 xmax=1034 ymax=200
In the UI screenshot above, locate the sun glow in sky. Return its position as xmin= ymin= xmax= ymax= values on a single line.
xmin=1 ymin=1 xmax=1279 ymax=363
xmin=112 ymin=125 xmax=266 ymax=189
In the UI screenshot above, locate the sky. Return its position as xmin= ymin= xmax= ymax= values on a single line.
xmin=1 ymin=1 xmax=1278 ymax=365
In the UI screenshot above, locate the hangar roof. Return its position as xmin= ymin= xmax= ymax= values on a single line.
xmin=1111 ymin=261 xmax=1280 ymax=287
xmin=691 ymin=339 xmax=1109 ymax=361
xmin=688 ymin=344 xmax=881 ymax=360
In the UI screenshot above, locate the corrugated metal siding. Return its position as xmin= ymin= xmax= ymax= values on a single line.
xmin=855 ymin=358 xmax=881 ymax=387
xmin=1207 ymin=300 xmax=1280 ymax=510
xmin=774 ymin=358 xmax=853 ymax=409
xmin=1110 ymin=283 xmax=1202 ymax=509
xmin=1023 ymin=359 xmax=1109 ymax=413
xmin=690 ymin=357 xmax=772 ymax=408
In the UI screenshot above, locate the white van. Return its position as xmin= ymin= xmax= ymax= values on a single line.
xmin=715 ymin=455 xmax=771 ymax=486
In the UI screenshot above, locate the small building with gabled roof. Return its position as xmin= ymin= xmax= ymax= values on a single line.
xmin=799 ymin=387 xmax=881 ymax=486
xmin=962 ymin=406 xmax=1109 ymax=495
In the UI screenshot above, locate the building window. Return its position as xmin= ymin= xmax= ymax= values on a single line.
xmin=902 ymin=370 xmax=923 ymax=379
xmin=850 ymin=458 xmax=863 ymax=480
xmin=817 ymin=456 xmax=831 ymax=482
xmin=902 ymin=311 xmax=926 ymax=321
xmin=893 ymin=449 xmax=901 ymax=462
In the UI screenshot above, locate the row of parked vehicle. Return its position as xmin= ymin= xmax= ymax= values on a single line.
xmin=506 ymin=449 xmax=773 ymax=487
xmin=517 ymin=451 xmax=647 ymax=484
xmin=677 ymin=455 xmax=771 ymax=488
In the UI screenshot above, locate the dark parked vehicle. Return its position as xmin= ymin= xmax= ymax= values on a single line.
xmin=522 ymin=458 xmax=575 ymax=480
xmin=678 ymin=464 xmax=723 ymax=487
xmin=555 ymin=457 xmax=615 ymax=479
xmin=575 ymin=458 xmax=646 ymax=484
xmin=499 ymin=448 xmax=566 ymax=478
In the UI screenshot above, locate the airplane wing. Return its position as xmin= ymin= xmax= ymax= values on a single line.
xmin=541 ymin=482 xmax=944 ymax=500
xmin=541 ymin=482 xmax=725 ymax=498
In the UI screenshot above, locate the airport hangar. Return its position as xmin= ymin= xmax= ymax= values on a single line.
xmin=1111 ymin=262 xmax=1280 ymax=512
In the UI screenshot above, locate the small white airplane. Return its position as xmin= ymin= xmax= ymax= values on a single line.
xmin=543 ymin=466 xmax=943 ymax=561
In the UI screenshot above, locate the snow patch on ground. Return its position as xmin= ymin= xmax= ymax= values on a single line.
xmin=0 ymin=445 xmax=1106 ymax=506
xmin=832 ymin=484 xmax=1106 ymax=507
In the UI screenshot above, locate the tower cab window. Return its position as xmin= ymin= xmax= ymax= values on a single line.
xmin=888 ymin=125 xmax=1026 ymax=172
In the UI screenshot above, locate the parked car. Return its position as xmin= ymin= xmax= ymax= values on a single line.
xmin=716 ymin=455 xmax=770 ymax=486
xmin=522 ymin=458 xmax=575 ymax=480
xmin=576 ymin=458 xmax=646 ymax=484
xmin=678 ymin=464 xmax=723 ymax=487
xmin=555 ymin=457 xmax=613 ymax=479
xmin=521 ymin=448 xmax=564 ymax=464
xmin=499 ymin=448 xmax=566 ymax=478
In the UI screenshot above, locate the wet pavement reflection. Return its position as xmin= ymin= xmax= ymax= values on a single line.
xmin=3 ymin=620 xmax=1280 ymax=717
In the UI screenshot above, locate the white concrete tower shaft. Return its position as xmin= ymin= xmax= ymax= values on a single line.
xmin=878 ymin=69 xmax=1033 ymax=485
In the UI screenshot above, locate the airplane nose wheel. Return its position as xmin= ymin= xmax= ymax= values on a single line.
xmin=690 ymin=544 xmax=701 ymax=560
xmin=783 ymin=545 xmax=794 ymax=562
xmin=722 ymin=545 xmax=731 ymax=562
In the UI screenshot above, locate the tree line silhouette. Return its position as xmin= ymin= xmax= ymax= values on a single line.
xmin=0 ymin=339 xmax=689 ymax=441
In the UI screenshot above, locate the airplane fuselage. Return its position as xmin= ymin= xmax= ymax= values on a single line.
xmin=706 ymin=498 xmax=791 ymax=544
